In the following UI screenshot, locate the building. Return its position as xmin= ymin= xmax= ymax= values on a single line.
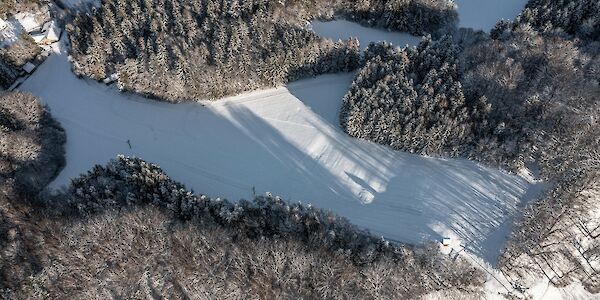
xmin=442 ymin=238 xmax=452 ymax=247
xmin=14 ymin=12 xmax=42 ymax=33
xmin=42 ymin=21 xmax=61 ymax=44
xmin=22 ymin=62 xmax=36 ymax=74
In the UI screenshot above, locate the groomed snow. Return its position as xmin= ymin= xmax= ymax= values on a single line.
xmin=454 ymin=0 xmax=528 ymax=32
xmin=19 ymin=42 xmax=543 ymax=264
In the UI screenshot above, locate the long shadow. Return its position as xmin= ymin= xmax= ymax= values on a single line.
xmin=20 ymin=47 xmax=546 ymax=266
xmin=287 ymin=71 xmax=545 ymax=265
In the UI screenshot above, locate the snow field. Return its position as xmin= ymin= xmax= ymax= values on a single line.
xmin=20 ymin=41 xmax=543 ymax=264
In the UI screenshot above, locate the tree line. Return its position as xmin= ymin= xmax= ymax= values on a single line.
xmin=492 ymin=0 xmax=600 ymax=41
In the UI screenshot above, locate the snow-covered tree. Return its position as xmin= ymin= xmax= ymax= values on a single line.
xmin=340 ymin=36 xmax=483 ymax=156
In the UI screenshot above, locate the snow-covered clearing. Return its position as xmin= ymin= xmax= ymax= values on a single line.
xmin=454 ymin=0 xmax=528 ymax=32
xmin=19 ymin=40 xmax=544 ymax=265
xmin=311 ymin=20 xmax=422 ymax=48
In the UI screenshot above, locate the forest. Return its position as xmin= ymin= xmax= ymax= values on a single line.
xmin=336 ymin=0 xmax=600 ymax=292
xmin=67 ymin=0 xmax=456 ymax=101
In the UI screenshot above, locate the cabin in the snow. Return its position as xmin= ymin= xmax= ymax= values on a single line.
xmin=442 ymin=238 xmax=452 ymax=247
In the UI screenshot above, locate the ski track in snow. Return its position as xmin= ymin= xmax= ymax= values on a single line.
xmin=19 ymin=40 xmax=543 ymax=264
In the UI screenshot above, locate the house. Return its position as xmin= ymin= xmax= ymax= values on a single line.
xmin=14 ymin=12 xmax=42 ymax=33
xmin=0 ymin=18 xmax=7 ymax=31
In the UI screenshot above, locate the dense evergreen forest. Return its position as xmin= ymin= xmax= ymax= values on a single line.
xmin=339 ymin=36 xmax=486 ymax=157
xmin=493 ymin=0 xmax=600 ymax=41
xmin=335 ymin=1 xmax=600 ymax=292
xmin=67 ymin=0 xmax=457 ymax=101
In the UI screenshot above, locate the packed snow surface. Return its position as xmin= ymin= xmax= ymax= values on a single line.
xmin=454 ymin=0 xmax=528 ymax=32
xmin=19 ymin=41 xmax=543 ymax=263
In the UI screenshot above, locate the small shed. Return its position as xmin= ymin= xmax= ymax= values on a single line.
xmin=22 ymin=62 xmax=36 ymax=74
xmin=442 ymin=237 xmax=452 ymax=247
xmin=0 ymin=18 xmax=7 ymax=31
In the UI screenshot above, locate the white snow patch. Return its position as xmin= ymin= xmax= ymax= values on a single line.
xmin=0 ymin=19 xmax=24 ymax=47
xmin=19 ymin=42 xmax=545 ymax=265
xmin=454 ymin=0 xmax=528 ymax=32
xmin=14 ymin=12 xmax=41 ymax=33
xmin=311 ymin=20 xmax=422 ymax=48
xmin=55 ymin=0 xmax=100 ymax=9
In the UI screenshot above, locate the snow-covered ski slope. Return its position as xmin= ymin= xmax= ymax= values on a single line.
xmin=17 ymin=1 xmax=538 ymax=264
xmin=19 ymin=40 xmax=543 ymax=263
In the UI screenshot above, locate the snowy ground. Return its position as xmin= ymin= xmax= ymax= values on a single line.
xmin=19 ymin=41 xmax=544 ymax=265
xmin=311 ymin=20 xmax=422 ymax=48
xmin=454 ymin=0 xmax=528 ymax=32
xmin=0 ymin=19 xmax=24 ymax=48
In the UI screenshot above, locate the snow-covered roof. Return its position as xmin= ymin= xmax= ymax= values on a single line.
xmin=22 ymin=62 xmax=36 ymax=73
xmin=31 ymin=32 xmax=46 ymax=44
xmin=442 ymin=238 xmax=452 ymax=246
xmin=14 ymin=12 xmax=41 ymax=33
xmin=0 ymin=19 xmax=22 ymax=48
xmin=43 ymin=21 xmax=61 ymax=43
